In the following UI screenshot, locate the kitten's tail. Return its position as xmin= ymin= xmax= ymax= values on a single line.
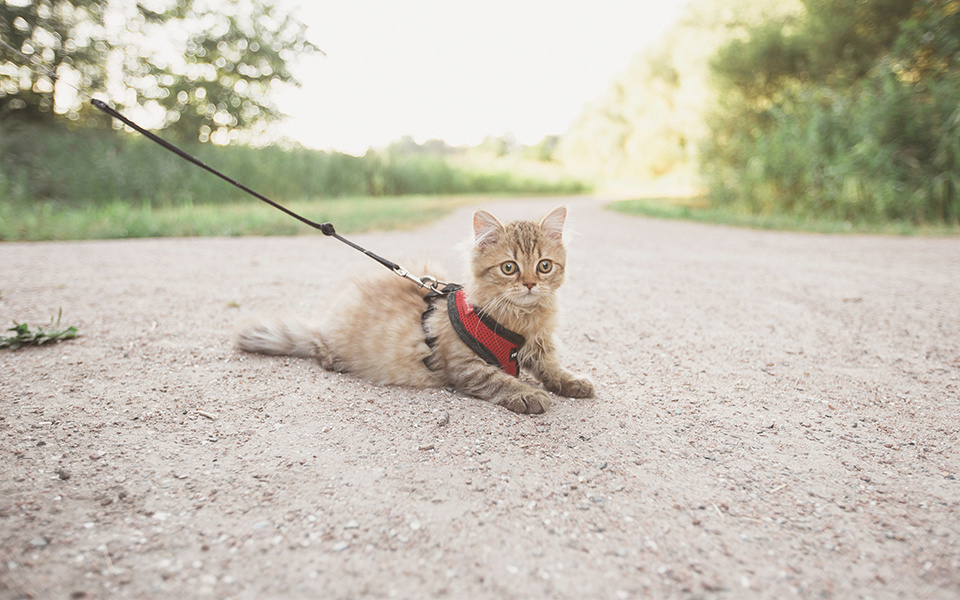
xmin=235 ymin=313 xmax=323 ymax=358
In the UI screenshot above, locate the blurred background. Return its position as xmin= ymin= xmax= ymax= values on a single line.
xmin=2 ymin=0 xmax=958 ymax=239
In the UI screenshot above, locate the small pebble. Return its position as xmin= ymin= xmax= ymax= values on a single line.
xmin=28 ymin=537 xmax=50 ymax=548
xmin=437 ymin=411 xmax=450 ymax=426
xmin=57 ymin=469 xmax=70 ymax=481
xmin=331 ymin=541 xmax=349 ymax=552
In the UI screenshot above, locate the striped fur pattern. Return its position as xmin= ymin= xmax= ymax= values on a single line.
xmin=236 ymin=207 xmax=595 ymax=413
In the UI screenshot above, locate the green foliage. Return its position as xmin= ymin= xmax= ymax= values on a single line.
xmin=610 ymin=195 xmax=960 ymax=234
xmin=0 ymin=0 xmax=317 ymax=141
xmin=0 ymin=195 xmax=474 ymax=241
xmin=709 ymin=20 xmax=808 ymax=105
xmin=0 ymin=120 xmax=585 ymax=210
xmin=0 ymin=121 xmax=587 ymax=240
xmin=0 ymin=0 xmax=107 ymax=121
xmin=800 ymin=0 xmax=916 ymax=83
xmin=1 ymin=310 xmax=78 ymax=350
xmin=702 ymin=0 xmax=960 ymax=225
xmin=558 ymin=0 xmax=804 ymax=182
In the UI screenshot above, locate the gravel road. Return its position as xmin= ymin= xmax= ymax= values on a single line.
xmin=2 ymin=197 xmax=958 ymax=599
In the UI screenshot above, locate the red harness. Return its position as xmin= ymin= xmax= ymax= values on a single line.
xmin=423 ymin=285 xmax=525 ymax=376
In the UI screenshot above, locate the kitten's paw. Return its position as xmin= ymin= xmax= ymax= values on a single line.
xmin=556 ymin=376 xmax=595 ymax=399
xmin=499 ymin=390 xmax=552 ymax=414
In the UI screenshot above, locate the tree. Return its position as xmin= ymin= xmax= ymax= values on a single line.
xmin=701 ymin=0 xmax=960 ymax=223
xmin=711 ymin=0 xmax=917 ymax=102
xmin=556 ymin=0 xmax=804 ymax=181
xmin=0 ymin=0 xmax=318 ymax=142
xmin=0 ymin=0 xmax=107 ymax=121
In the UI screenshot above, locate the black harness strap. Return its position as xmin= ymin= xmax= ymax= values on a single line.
xmin=421 ymin=284 xmax=525 ymax=376
xmin=421 ymin=283 xmax=459 ymax=371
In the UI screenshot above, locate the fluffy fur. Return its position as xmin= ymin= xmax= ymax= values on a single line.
xmin=236 ymin=207 xmax=594 ymax=413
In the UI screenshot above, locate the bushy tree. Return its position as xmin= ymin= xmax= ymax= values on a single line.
xmin=557 ymin=0 xmax=804 ymax=181
xmin=702 ymin=0 xmax=960 ymax=223
xmin=0 ymin=0 xmax=318 ymax=142
xmin=1 ymin=0 xmax=107 ymax=120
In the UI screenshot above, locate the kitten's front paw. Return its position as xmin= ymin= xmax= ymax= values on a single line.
xmin=556 ymin=376 xmax=595 ymax=399
xmin=499 ymin=390 xmax=552 ymax=414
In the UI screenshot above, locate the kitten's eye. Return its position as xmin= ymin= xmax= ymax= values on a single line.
xmin=537 ymin=260 xmax=553 ymax=274
xmin=500 ymin=261 xmax=518 ymax=276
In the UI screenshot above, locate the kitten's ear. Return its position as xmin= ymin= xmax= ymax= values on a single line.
xmin=539 ymin=206 xmax=567 ymax=242
xmin=473 ymin=210 xmax=504 ymax=248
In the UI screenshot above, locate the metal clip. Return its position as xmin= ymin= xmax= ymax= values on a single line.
xmin=393 ymin=267 xmax=446 ymax=292
xmin=418 ymin=275 xmax=442 ymax=290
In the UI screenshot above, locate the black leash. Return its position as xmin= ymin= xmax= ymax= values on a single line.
xmin=90 ymin=98 xmax=445 ymax=287
xmin=1 ymin=40 xmax=444 ymax=290
xmin=91 ymin=101 xmax=329 ymax=234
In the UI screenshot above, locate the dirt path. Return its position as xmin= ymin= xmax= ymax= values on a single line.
xmin=1 ymin=197 xmax=958 ymax=599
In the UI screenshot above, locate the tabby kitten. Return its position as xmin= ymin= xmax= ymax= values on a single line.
xmin=236 ymin=206 xmax=594 ymax=414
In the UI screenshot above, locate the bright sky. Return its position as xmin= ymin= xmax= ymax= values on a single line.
xmin=276 ymin=1 xmax=689 ymax=155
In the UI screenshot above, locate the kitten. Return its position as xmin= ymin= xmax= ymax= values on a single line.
xmin=236 ymin=206 xmax=595 ymax=414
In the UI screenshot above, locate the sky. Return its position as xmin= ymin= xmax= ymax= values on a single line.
xmin=276 ymin=1 xmax=689 ymax=155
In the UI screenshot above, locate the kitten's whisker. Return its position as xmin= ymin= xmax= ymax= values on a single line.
xmin=477 ymin=293 xmax=509 ymax=320
xmin=477 ymin=292 xmax=522 ymax=335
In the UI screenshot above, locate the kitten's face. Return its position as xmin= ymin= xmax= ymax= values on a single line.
xmin=471 ymin=208 xmax=567 ymax=310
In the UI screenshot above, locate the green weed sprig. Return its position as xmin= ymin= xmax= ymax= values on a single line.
xmin=1 ymin=310 xmax=78 ymax=350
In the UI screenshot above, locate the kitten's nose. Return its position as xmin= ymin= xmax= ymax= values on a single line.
xmin=523 ymin=282 xmax=536 ymax=290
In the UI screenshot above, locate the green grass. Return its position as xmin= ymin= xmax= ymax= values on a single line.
xmin=609 ymin=196 xmax=960 ymax=235
xmin=0 ymin=121 xmax=587 ymax=210
xmin=0 ymin=120 xmax=588 ymax=241
xmin=0 ymin=195 xmax=483 ymax=241
xmin=1 ymin=309 xmax=78 ymax=350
